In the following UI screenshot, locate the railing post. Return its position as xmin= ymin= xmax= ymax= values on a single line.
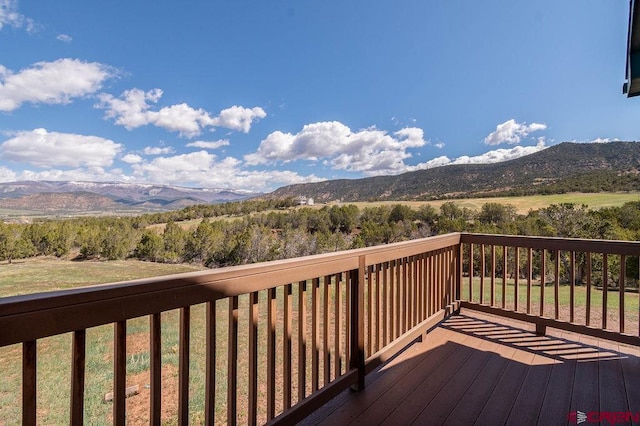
xmin=350 ymin=256 xmax=366 ymax=391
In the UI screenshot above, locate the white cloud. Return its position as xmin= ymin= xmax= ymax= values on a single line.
xmin=0 ymin=0 xmax=35 ymax=32
xmin=143 ymin=146 xmax=174 ymax=155
xmin=121 ymin=153 xmax=143 ymax=164
xmin=95 ymin=88 xmax=163 ymax=129
xmin=408 ymin=139 xmax=548 ymax=172
xmin=406 ymin=156 xmax=453 ymax=171
xmin=210 ymin=106 xmax=267 ymax=133
xmin=0 ymin=58 xmax=116 ymax=112
xmin=452 ymin=140 xmax=547 ymax=164
xmin=435 ymin=142 xmax=445 ymax=149
xmin=0 ymin=166 xmax=16 ymax=182
xmin=96 ymin=88 xmax=266 ymax=137
xmin=186 ymin=139 xmax=230 ymax=150
xmin=56 ymin=34 xmax=72 ymax=42
xmin=245 ymin=121 xmax=427 ymax=175
xmin=484 ymin=119 xmax=547 ymax=145
xmin=589 ymin=137 xmax=620 ymax=144
xmin=130 ymin=150 xmax=320 ymax=191
xmin=17 ymin=167 xmax=130 ymax=183
xmin=0 ymin=128 xmax=122 ymax=168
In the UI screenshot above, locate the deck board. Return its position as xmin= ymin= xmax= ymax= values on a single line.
xmin=303 ymin=309 xmax=640 ymax=426
xmin=314 ymin=328 xmax=461 ymax=425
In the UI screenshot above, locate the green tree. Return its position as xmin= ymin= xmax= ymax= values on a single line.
xmin=135 ymin=230 xmax=164 ymax=262
xmin=0 ymin=223 xmax=34 ymax=263
xmin=184 ymin=219 xmax=225 ymax=265
xmin=163 ymin=221 xmax=187 ymax=263
xmin=388 ymin=204 xmax=414 ymax=223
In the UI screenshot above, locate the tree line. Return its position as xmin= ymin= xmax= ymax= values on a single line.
xmin=1 ymin=200 xmax=640 ymax=278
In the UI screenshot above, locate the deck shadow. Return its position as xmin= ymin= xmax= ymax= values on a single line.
xmin=305 ymin=311 xmax=640 ymax=425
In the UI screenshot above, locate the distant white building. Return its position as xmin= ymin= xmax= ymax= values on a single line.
xmin=298 ymin=196 xmax=315 ymax=206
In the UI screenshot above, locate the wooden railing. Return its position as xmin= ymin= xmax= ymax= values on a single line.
xmin=459 ymin=234 xmax=640 ymax=346
xmin=0 ymin=233 xmax=460 ymax=425
xmin=3 ymin=232 xmax=639 ymax=425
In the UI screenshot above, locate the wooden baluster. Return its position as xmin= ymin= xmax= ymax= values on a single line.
xmin=409 ymin=256 xmax=414 ymax=328
xmin=382 ymin=262 xmax=389 ymax=347
xmin=445 ymin=249 xmax=451 ymax=306
xmin=312 ymin=278 xmax=320 ymax=392
xmin=431 ymin=254 xmax=436 ymax=314
xmin=71 ymin=330 xmax=86 ymax=426
xmin=367 ymin=265 xmax=373 ymax=357
xmin=345 ymin=273 xmax=351 ymax=370
xmin=514 ymin=247 xmax=520 ymax=312
xmin=527 ymin=248 xmax=533 ymax=314
xmin=554 ymin=251 xmax=560 ymax=320
xmin=469 ymin=244 xmax=474 ymax=302
xmin=620 ymin=255 xmax=626 ymax=334
xmin=448 ymin=248 xmax=453 ymax=305
xmin=400 ymin=257 xmax=405 ymax=332
xmin=390 ymin=260 xmax=396 ymax=341
xmin=205 ymin=304 xmax=215 ymax=426
xmin=350 ymin=258 xmax=365 ymax=391
xmin=23 ymin=340 xmax=36 ymax=426
xmin=298 ymin=281 xmax=307 ymax=402
xmin=586 ymin=253 xmax=592 ymax=327
xmin=333 ymin=274 xmax=341 ymax=379
xmin=179 ymin=308 xmax=190 ymax=426
xmin=490 ymin=245 xmax=496 ymax=307
xmin=227 ymin=297 xmax=238 ymax=424
xmin=540 ymin=250 xmax=546 ymax=317
xmin=502 ymin=246 xmax=507 ymax=309
xmin=114 ymin=321 xmax=126 ymax=426
xmin=322 ymin=276 xmax=330 ymax=387
xmin=570 ymin=252 xmax=575 ymax=323
xmin=408 ymin=257 xmax=414 ymax=328
xmin=603 ymin=254 xmax=608 ymax=329
xmin=375 ymin=264 xmax=381 ymax=353
xmin=480 ymin=245 xmax=485 ymax=305
xmin=284 ymin=284 xmax=292 ymax=408
xmin=248 ymin=292 xmax=259 ymax=425
xmin=267 ymin=289 xmax=277 ymax=420
xmin=438 ymin=251 xmax=444 ymax=309
xmin=419 ymin=254 xmax=425 ymax=321
xmin=414 ymin=256 xmax=420 ymax=321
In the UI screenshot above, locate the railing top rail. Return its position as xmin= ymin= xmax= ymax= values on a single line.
xmin=0 ymin=233 xmax=461 ymax=347
xmin=461 ymin=233 xmax=640 ymax=255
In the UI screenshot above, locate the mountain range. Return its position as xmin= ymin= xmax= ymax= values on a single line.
xmin=0 ymin=181 xmax=255 ymax=216
xmin=1 ymin=141 xmax=639 ymax=217
xmin=268 ymin=141 xmax=640 ymax=201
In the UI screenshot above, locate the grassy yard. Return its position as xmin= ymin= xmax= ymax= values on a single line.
xmin=462 ymin=276 xmax=640 ymax=336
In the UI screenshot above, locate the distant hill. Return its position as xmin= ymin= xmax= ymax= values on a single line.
xmin=0 ymin=181 xmax=256 ymax=216
xmin=267 ymin=142 xmax=640 ymax=202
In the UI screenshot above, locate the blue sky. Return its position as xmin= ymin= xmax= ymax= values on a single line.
xmin=1 ymin=0 xmax=639 ymax=192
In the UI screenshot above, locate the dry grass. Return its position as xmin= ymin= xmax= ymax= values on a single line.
xmin=329 ymin=192 xmax=640 ymax=214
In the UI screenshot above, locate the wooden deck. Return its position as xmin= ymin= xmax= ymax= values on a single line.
xmin=304 ymin=309 xmax=640 ymax=426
